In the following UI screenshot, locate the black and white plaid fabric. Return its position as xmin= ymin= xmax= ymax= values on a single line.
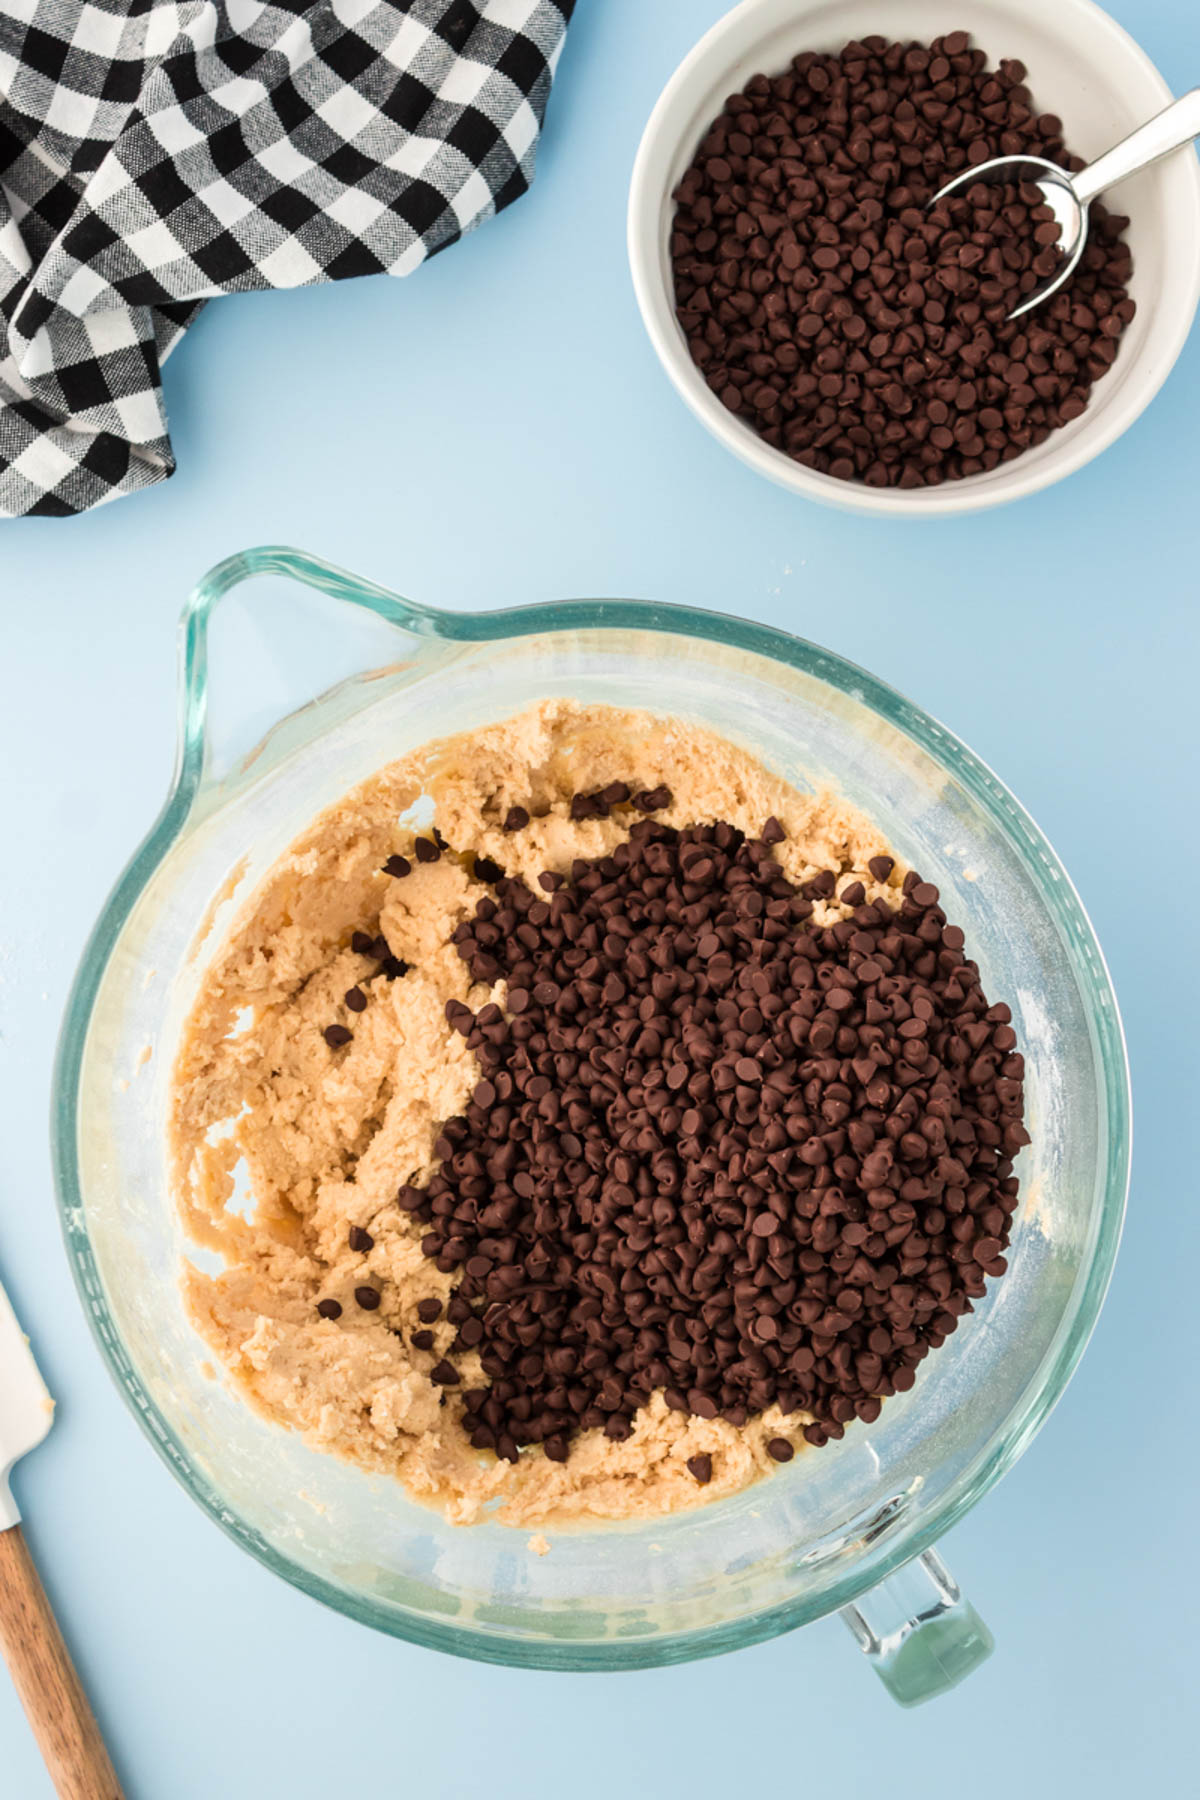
xmin=0 ymin=0 xmax=573 ymax=516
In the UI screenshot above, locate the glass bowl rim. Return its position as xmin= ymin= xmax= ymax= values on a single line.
xmin=49 ymin=545 xmax=1131 ymax=1670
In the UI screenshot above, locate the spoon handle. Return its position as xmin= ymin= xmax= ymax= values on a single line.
xmin=1074 ymin=88 xmax=1200 ymax=206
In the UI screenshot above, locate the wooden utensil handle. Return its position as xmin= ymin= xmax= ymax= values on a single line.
xmin=0 ymin=1524 xmax=124 ymax=1800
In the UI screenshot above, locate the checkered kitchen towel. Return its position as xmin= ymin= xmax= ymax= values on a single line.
xmin=0 ymin=0 xmax=573 ymax=516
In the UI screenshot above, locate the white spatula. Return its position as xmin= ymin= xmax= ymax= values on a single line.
xmin=0 ymin=1276 xmax=124 ymax=1799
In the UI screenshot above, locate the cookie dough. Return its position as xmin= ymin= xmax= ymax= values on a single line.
xmin=173 ymin=700 xmax=900 ymax=1526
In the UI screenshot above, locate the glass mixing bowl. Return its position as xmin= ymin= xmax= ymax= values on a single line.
xmin=52 ymin=548 xmax=1130 ymax=1704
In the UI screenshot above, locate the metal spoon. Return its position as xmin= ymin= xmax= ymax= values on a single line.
xmin=931 ymin=89 xmax=1200 ymax=321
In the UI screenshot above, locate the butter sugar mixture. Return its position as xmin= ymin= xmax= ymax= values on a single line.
xmin=174 ymin=700 xmax=1024 ymax=1526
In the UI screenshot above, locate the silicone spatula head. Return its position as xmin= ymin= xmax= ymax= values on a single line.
xmin=0 ymin=1279 xmax=54 ymax=1530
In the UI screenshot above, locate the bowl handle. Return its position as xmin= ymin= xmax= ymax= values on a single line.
xmin=839 ymin=1548 xmax=993 ymax=1706
xmin=177 ymin=545 xmax=455 ymax=799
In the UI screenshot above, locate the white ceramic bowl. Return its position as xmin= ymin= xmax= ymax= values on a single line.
xmin=628 ymin=0 xmax=1200 ymax=516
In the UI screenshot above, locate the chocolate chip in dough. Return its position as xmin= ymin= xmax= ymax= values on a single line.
xmin=404 ymin=811 xmax=1023 ymax=1464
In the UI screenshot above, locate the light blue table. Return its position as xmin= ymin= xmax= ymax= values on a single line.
xmin=3 ymin=3 xmax=1197 ymax=1794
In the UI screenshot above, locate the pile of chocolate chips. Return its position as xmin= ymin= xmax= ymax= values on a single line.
xmin=670 ymin=33 xmax=1134 ymax=487
xmin=388 ymin=802 xmax=1026 ymax=1468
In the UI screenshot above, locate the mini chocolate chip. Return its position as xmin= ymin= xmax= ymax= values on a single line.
xmin=348 ymin=1225 xmax=374 ymax=1253
xmin=868 ymin=856 xmax=895 ymax=882
xmin=382 ymin=855 xmax=411 ymax=878
xmin=766 ymin=1437 xmax=795 ymax=1463
xmin=411 ymin=1329 xmax=435 ymax=1351
xmin=417 ymin=1298 xmax=443 ymax=1323
xmin=431 ymin=1359 xmax=460 ymax=1386
xmin=344 ymin=986 xmax=367 ymax=1013
xmin=316 ymin=1298 xmax=343 ymax=1320
xmin=473 ymin=856 xmax=505 ymax=884
xmin=503 ymin=807 xmax=530 ymax=832
xmin=633 ymin=786 xmax=672 ymax=813
xmin=354 ymin=1285 xmax=381 ymax=1311
xmin=323 ymin=1024 xmax=353 ymax=1048
xmin=414 ymin=837 xmax=440 ymax=864
xmin=687 ymin=1453 xmax=713 ymax=1484
xmin=762 ymin=817 xmax=786 ymax=844
xmin=351 ymin=931 xmax=377 ymax=954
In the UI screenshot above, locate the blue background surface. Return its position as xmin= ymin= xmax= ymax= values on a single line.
xmin=2 ymin=2 xmax=1198 ymax=1793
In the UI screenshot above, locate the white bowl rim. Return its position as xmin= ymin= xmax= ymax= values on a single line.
xmin=628 ymin=0 xmax=1200 ymax=517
